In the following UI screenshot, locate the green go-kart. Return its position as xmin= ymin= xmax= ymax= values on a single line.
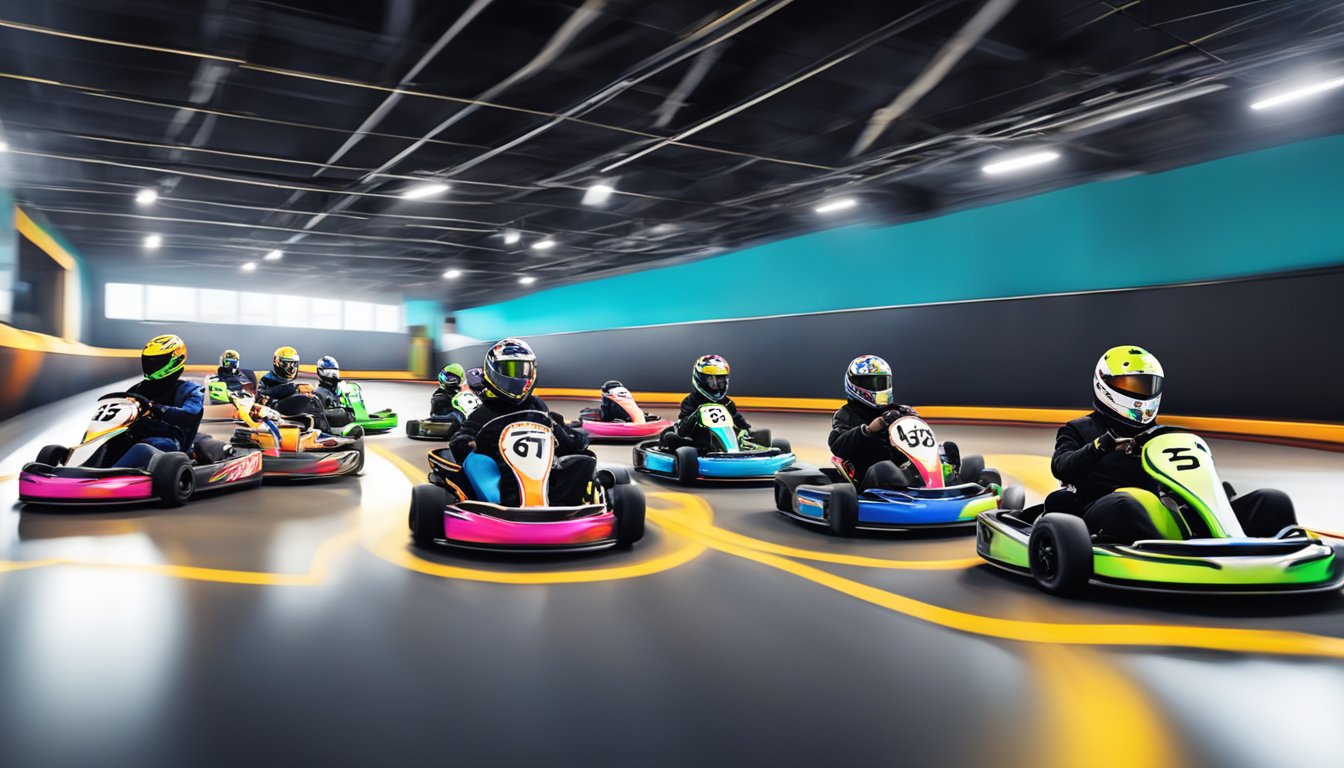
xmin=337 ymin=381 xmax=398 ymax=433
xmin=976 ymin=425 xmax=1343 ymax=596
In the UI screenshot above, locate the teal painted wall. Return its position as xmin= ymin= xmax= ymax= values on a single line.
xmin=458 ymin=134 xmax=1344 ymax=339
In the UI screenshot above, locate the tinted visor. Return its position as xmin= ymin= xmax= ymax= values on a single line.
xmin=222 ymin=359 xmax=239 ymax=373
xmin=276 ymin=360 xmax=299 ymax=378
xmin=143 ymin=352 xmax=176 ymax=379
xmin=851 ymin=374 xmax=890 ymax=393
xmin=700 ymin=374 xmax=728 ymax=393
xmin=495 ymin=360 xmax=534 ymax=380
xmin=1105 ymin=373 xmax=1163 ymax=398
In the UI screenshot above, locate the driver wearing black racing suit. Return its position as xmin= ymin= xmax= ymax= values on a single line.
xmin=659 ymin=355 xmax=752 ymax=453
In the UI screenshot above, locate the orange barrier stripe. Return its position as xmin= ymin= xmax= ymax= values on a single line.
xmin=0 ymin=323 xmax=139 ymax=358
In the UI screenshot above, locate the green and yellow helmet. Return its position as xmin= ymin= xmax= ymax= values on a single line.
xmin=1093 ymin=345 xmax=1164 ymax=425
xmin=438 ymin=363 xmax=466 ymax=391
xmin=142 ymin=334 xmax=187 ymax=381
xmin=220 ymin=349 xmax=241 ymax=374
xmin=692 ymin=354 xmax=730 ymax=401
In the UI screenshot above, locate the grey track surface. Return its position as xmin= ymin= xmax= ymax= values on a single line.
xmin=1 ymin=382 xmax=1342 ymax=768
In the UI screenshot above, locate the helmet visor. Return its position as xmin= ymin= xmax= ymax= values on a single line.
xmin=850 ymin=374 xmax=890 ymax=393
xmin=276 ymin=360 xmax=299 ymax=379
xmin=143 ymin=352 xmax=181 ymax=380
xmin=495 ymin=359 xmax=534 ymax=380
xmin=701 ymin=374 xmax=728 ymax=394
xmin=1106 ymin=374 xmax=1163 ymax=399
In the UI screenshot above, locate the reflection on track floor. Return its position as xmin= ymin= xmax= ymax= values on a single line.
xmin=1 ymin=382 xmax=1342 ymax=768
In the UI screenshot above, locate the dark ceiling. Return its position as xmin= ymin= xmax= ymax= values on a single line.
xmin=2 ymin=0 xmax=1343 ymax=307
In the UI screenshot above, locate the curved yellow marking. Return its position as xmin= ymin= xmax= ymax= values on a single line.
xmin=366 ymin=445 xmax=707 ymax=584
xmin=651 ymin=495 xmax=1344 ymax=660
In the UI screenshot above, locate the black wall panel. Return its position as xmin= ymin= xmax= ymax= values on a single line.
xmin=446 ymin=269 xmax=1342 ymax=422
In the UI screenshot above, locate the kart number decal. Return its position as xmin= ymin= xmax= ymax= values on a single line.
xmin=888 ymin=416 xmax=943 ymax=488
xmin=83 ymin=398 xmax=138 ymax=442
xmin=609 ymin=386 xmax=632 ymax=399
xmin=1142 ymin=432 xmax=1242 ymax=537
xmin=499 ymin=421 xmax=554 ymax=507
xmin=698 ymin=404 xmax=732 ymax=427
xmin=1160 ymin=446 xmax=1200 ymax=471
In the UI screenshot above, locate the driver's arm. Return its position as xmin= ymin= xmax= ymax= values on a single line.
xmin=674 ymin=396 xmax=699 ymax=437
xmin=448 ymin=410 xmax=485 ymax=458
xmin=724 ymin=399 xmax=751 ymax=431
xmin=1051 ymin=422 xmax=1110 ymax=483
xmin=828 ymin=409 xmax=874 ymax=458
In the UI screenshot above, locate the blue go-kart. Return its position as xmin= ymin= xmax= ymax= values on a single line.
xmin=632 ymin=403 xmax=795 ymax=484
xmin=773 ymin=415 xmax=1012 ymax=535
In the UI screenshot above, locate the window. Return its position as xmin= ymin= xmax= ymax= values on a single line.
xmin=101 ymin=282 xmax=405 ymax=333
xmin=104 ymin=283 xmax=144 ymax=320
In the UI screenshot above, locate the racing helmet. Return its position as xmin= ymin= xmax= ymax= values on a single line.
xmin=601 ymin=380 xmax=623 ymax=395
xmin=316 ymin=356 xmax=340 ymax=388
xmin=845 ymin=355 xmax=894 ymax=408
xmin=692 ymin=355 xmax=730 ymax=401
xmin=220 ymin=349 xmax=241 ymax=375
xmin=483 ymin=338 xmax=537 ymax=402
xmin=272 ymin=346 xmax=300 ymax=380
xmin=465 ymin=367 xmax=485 ymax=392
xmin=142 ymin=334 xmax=187 ymax=381
xmin=1093 ymin=345 xmax=1164 ymax=426
xmin=438 ymin=363 xmax=465 ymax=391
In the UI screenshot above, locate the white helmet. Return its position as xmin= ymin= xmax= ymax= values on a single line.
xmin=1093 ymin=345 xmax=1164 ymax=426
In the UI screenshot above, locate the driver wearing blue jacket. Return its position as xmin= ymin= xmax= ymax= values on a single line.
xmin=107 ymin=335 xmax=204 ymax=468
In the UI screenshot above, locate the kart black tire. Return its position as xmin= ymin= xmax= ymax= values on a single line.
xmin=596 ymin=466 xmax=633 ymax=488
xmin=353 ymin=437 xmax=365 ymax=475
xmin=410 ymin=483 xmax=451 ymax=546
xmin=774 ymin=468 xmax=828 ymax=513
xmin=957 ymin=455 xmax=986 ymax=485
xmin=36 ymin=444 xmax=68 ymax=467
xmin=828 ymin=483 xmax=858 ymax=536
xmin=405 ymin=420 xmax=419 ymax=438
xmin=1029 ymin=513 xmax=1092 ymax=596
xmin=978 ymin=469 xmax=1003 ymax=489
xmin=751 ymin=428 xmax=772 ymax=448
xmin=999 ymin=485 xmax=1026 ymax=513
xmin=675 ymin=446 xmax=699 ymax=486
xmin=150 ymin=452 xmax=195 ymax=507
xmin=771 ymin=438 xmax=792 ymax=455
xmin=610 ymin=484 xmax=646 ymax=546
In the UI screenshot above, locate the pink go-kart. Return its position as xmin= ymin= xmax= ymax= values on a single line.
xmin=570 ymin=385 xmax=669 ymax=441
xmin=19 ymin=392 xmax=264 ymax=508
xmin=408 ymin=420 xmax=645 ymax=553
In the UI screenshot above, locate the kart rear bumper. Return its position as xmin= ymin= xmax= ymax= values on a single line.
xmin=791 ymin=483 xmax=997 ymax=529
xmin=437 ymin=505 xmax=618 ymax=551
xmin=578 ymin=418 xmax=668 ymax=440
xmin=635 ymin=443 xmax=795 ymax=480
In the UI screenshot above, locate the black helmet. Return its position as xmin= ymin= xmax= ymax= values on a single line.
xmin=483 ymin=338 xmax=537 ymax=402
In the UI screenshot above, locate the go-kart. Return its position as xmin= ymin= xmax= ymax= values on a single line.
xmin=632 ymin=403 xmax=794 ymax=484
xmin=976 ymin=425 xmax=1344 ymax=595
xmin=569 ymin=385 xmax=670 ymax=441
xmin=408 ymin=419 xmax=645 ymax=552
xmin=19 ymin=392 xmax=264 ymax=507
xmin=228 ymin=394 xmax=364 ymax=480
xmin=202 ymin=377 xmax=251 ymax=421
xmin=774 ymin=415 xmax=1009 ymax=535
xmin=337 ymin=380 xmax=398 ymax=433
xmin=405 ymin=391 xmax=481 ymax=441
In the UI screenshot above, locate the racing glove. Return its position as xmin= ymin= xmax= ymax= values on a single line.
xmin=1092 ymin=431 xmax=1118 ymax=453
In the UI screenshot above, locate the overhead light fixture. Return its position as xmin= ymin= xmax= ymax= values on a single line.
xmin=503 ymin=229 xmax=521 ymax=245
xmin=400 ymin=181 xmax=450 ymax=200
xmin=982 ymin=150 xmax=1060 ymax=176
xmin=1250 ymin=75 xmax=1344 ymax=111
xmin=443 ymin=269 xmax=462 ymax=279
xmin=0 ymin=141 xmax=10 ymax=152
xmin=814 ymin=198 xmax=857 ymax=214
xmin=519 ymin=276 xmax=537 ymax=285
xmin=241 ymin=262 xmax=257 ymax=272
xmin=581 ymin=183 xmax=615 ymax=206
xmin=144 ymin=234 xmax=162 ymax=250
xmin=531 ymin=239 xmax=556 ymax=251
xmin=135 ymin=188 xmax=158 ymax=205
xmin=264 ymin=249 xmax=283 ymax=261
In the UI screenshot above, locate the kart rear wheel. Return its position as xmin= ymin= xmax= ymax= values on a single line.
xmin=405 ymin=420 xmax=419 ymax=438
xmin=610 ymin=484 xmax=646 ymax=546
xmin=828 ymin=483 xmax=858 ymax=536
xmin=36 ymin=444 xmax=68 ymax=467
xmin=771 ymin=438 xmax=791 ymax=455
xmin=675 ymin=446 xmax=699 ymax=486
xmin=1029 ymin=513 xmax=1092 ymax=596
xmin=352 ymin=436 xmax=365 ymax=475
xmin=978 ymin=469 xmax=1002 ymax=489
xmin=150 ymin=452 xmax=195 ymax=507
xmin=957 ymin=455 xmax=986 ymax=485
xmin=410 ymin=484 xmax=450 ymax=546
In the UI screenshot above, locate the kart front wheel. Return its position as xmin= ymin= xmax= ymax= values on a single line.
xmin=405 ymin=420 xmax=419 ymax=438
xmin=610 ymin=484 xmax=646 ymax=546
xmin=1029 ymin=513 xmax=1092 ymax=596
xmin=36 ymin=444 xmax=68 ymax=467
xmin=675 ymin=446 xmax=698 ymax=486
xmin=774 ymin=468 xmax=828 ymax=513
xmin=828 ymin=483 xmax=858 ymax=536
xmin=150 ymin=452 xmax=195 ymax=507
xmin=352 ymin=437 xmax=365 ymax=475
xmin=410 ymin=484 xmax=450 ymax=546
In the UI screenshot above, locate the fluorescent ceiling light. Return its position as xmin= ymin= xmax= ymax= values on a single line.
xmin=1250 ymin=76 xmax=1344 ymax=111
xmin=0 ymin=141 xmax=8 ymax=152
xmin=519 ymin=276 xmax=537 ymax=285
xmin=264 ymin=249 xmax=283 ymax=261
xmin=443 ymin=269 xmax=462 ymax=279
xmin=982 ymin=150 xmax=1060 ymax=176
xmin=134 ymin=188 xmax=158 ymax=205
xmin=241 ymin=262 xmax=257 ymax=272
xmin=582 ymin=183 xmax=615 ymax=206
xmin=814 ymin=198 xmax=857 ymax=214
xmin=531 ymin=239 xmax=556 ymax=251
xmin=143 ymin=234 xmax=162 ymax=249
xmin=503 ymin=229 xmax=521 ymax=245
xmin=400 ymin=181 xmax=450 ymax=199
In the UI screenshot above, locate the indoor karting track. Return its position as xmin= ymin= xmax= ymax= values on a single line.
xmin=2 ymin=381 xmax=1343 ymax=768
